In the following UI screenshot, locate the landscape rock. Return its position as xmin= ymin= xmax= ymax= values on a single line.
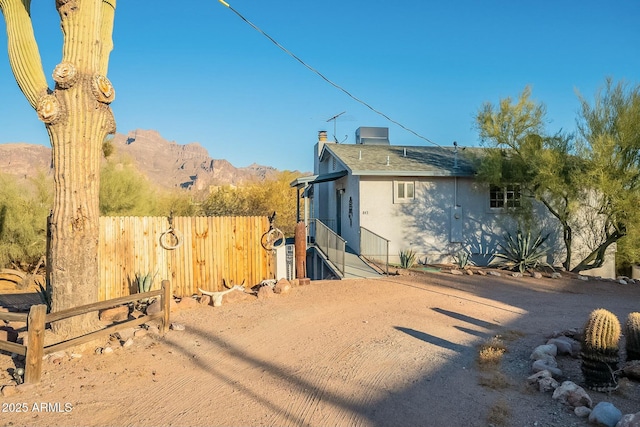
xmin=48 ymin=351 xmax=67 ymax=364
xmin=170 ymin=322 xmax=185 ymax=331
xmin=134 ymin=328 xmax=147 ymax=338
xmin=465 ymin=269 xmax=474 ymax=275
xmin=129 ymin=309 xmax=144 ymax=319
xmin=532 ymin=272 xmax=543 ymax=279
xmin=257 ymin=285 xmax=275 ymax=300
xmin=224 ymin=289 xmax=252 ymax=304
xmin=122 ymin=337 xmax=134 ymax=348
xmin=551 ymin=272 xmax=563 ymax=279
xmin=616 ymin=412 xmax=640 ymax=427
xmin=547 ymin=336 xmax=580 ymax=356
xmin=116 ymin=328 xmax=136 ymax=341
xmin=0 ymin=327 xmax=18 ymax=342
xmin=178 ymin=296 xmax=198 ymax=310
xmin=146 ymin=299 xmax=177 ymax=314
xmin=99 ymin=305 xmax=129 ymax=322
xmin=450 ymin=269 xmax=463 ymax=275
xmin=102 ymin=346 xmax=114 ymax=354
xmin=1 ymin=385 xmax=17 ymax=397
xmin=575 ymin=406 xmax=592 ymax=418
xmin=531 ymin=359 xmax=562 ymax=377
xmin=199 ymin=295 xmax=211 ymax=306
xmin=274 ymin=279 xmax=291 ymax=294
xmin=588 ymin=402 xmax=622 ymax=427
xmin=530 ymin=344 xmax=558 ymax=360
xmin=527 ymin=371 xmax=560 ymax=393
xmin=578 ymin=275 xmax=589 ymax=281
xmin=552 ymin=381 xmax=592 ymax=408
xmin=512 ymin=272 xmax=523 ymax=278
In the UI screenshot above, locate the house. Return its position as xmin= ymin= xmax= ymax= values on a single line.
xmin=292 ymin=127 xmax=616 ymax=279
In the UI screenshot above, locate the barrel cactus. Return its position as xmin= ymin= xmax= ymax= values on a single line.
xmin=624 ymin=312 xmax=640 ymax=361
xmin=580 ymin=308 xmax=621 ymax=391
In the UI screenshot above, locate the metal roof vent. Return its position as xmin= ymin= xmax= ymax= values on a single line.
xmin=355 ymin=127 xmax=390 ymax=145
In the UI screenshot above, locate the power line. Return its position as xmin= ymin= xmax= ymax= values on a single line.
xmin=217 ymin=0 xmax=442 ymax=148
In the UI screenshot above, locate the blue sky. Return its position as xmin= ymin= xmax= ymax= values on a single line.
xmin=1 ymin=1 xmax=638 ymax=172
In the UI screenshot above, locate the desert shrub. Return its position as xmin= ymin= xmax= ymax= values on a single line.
xmin=200 ymin=171 xmax=303 ymax=236
xmin=0 ymin=172 xmax=51 ymax=270
xmin=99 ymin=159 xmax=158 ymax=216
xmin=493 ymin=229 xmax=550 ymax=272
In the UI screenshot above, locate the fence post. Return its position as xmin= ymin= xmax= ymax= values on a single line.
xmin=24 ymin=304 xmax=47 ymax=384
xmin=161 ymin=280 xmax=171 ymax=334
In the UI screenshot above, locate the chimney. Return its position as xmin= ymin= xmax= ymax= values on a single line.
xmin=318 ymin=130 xmax=328 ymax=142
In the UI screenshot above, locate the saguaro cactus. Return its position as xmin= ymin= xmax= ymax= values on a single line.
xmin=624 ymin=312 xmax=640 ymax=361
xmin=0 ymin=1 xmax=117 ymax=338
xmin=580 ymin=308 xmax=621 ymax=391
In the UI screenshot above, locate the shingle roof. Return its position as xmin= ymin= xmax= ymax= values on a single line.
xmin=321 ymin=144 xmax=480 ymax=177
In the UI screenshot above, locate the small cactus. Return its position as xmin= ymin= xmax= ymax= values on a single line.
xmin=624 ymin=312 xmax=640 ymax=361
xmin=580 ymin=308 xmax=621 ymax=391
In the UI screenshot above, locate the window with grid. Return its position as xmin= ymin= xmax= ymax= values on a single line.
xmin=394 ymin=181 xmax=415 ymax=203
xmin=489 ymin=184 xmax=521 ymax=208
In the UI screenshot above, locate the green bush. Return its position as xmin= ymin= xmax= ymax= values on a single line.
xmin=0 ymin=172 xmax=51 ymax=270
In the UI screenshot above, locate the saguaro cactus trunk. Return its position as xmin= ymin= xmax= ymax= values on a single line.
xmin=1 ymin=0 xmax=116 ymax=338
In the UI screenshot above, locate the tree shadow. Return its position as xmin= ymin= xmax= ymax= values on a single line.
xmin=393 ymin=326 xmax=468 ymax=353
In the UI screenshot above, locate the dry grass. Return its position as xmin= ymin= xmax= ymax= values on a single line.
xmin=478 ymin=371 xmax=511 ymax=390
xmin=486 ymin=398 xmax=511 ymax=426
xmin=477 ymin=335 xmax=508 ymax=370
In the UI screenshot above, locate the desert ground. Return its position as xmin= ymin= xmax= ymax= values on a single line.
xmin=1 ymin=269 xmax=640 ymax=427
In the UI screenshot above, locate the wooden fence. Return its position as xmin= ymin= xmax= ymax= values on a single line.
xmin=99 ymin=216 xmax=272 ymax=300
xmin=0 ymin=281 xmax=171 ymax=384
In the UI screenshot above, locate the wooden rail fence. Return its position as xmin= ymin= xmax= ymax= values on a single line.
xmin=99 ymin=216 xmax=272 ymax=300
xmin=0 ymin=280 xmax=172 ymax=384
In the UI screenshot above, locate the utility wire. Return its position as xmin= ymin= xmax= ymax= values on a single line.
xmin=217 ymin=0 xmax=442 ymax=148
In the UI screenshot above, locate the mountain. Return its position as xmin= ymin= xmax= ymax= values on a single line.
xmin=0 ymin=129 xmax=284 ymax=190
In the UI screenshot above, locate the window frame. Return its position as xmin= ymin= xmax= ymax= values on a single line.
xmin=489 ymin=184 xmax=521 ymax=210
xmin=394 ymin=180 xmax=415 ymax=204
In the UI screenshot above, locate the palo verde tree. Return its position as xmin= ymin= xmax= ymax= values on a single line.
xmin=573 ymin=78 xmax=640 ymax=272
xmin=0 ymin=1 xmax=116 ymax=337
xmin=476 ymin=87 xmax=583 ymax=270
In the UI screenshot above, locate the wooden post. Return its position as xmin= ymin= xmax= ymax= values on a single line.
xmin=295 ymin=221 xmax=307 ymax=279
xmin=161 ymin=280 xmax=171 ymax=334
xmin=24 ymin=304 xmax=47 ymax=384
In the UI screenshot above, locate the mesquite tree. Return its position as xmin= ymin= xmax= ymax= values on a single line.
xmin=0 ymin=0 xmax=116 ymax=337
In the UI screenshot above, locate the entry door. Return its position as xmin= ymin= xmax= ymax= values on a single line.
xmin=336 ymin=190 xmax=342 ymax=236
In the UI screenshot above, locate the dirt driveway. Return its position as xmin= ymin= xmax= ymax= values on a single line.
xmin=2 ymin=270 xmax=640 ymax=427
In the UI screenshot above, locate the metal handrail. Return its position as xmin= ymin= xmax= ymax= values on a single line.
xmin=314 ymin=219 xmax=346 ymax=275
xmin=360 ymin=226 xmax=389 ymax=276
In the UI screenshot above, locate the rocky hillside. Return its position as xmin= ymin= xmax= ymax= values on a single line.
xmin=0 ymin=129 xmax=282 ymax=190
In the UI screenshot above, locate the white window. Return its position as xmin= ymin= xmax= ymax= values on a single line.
xmin=394 ymin=181 xmax=415 ymax=203
xmin=490 ymin=184 xmax=521 ymax=209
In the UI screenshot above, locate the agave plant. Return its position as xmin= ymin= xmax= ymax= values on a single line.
xmin=399 ymin=248 xmax=417 ymax=269
xmin=454 ymin=250 xmax=472 ymax=269
xmin=493 ymin=229 xmax=550 ymax=273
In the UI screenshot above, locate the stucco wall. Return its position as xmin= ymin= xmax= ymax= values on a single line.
xmin=359 ymin=176 xmax=565 ymax=266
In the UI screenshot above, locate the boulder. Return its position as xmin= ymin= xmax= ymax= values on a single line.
xmin=588 ymin=402 xmax=622 ymax=427
xmin=575 ymin=406 xmax=591 ymax=418
xmin=99 ymin=305 xmax=129 ymax=322
xmin=530 ymin=344 xmax=558 ymax=360
xmin=257 ymin=285 xmax=275 ymax=300
xmin=532 ymin=359 xmax=562 ymax=377
xmin=547 ymin=336 xmax=580 ymax=356
xmin=617 ymin=412 xmax=640 ymax=427
xmin=552 ymin=381 xmax=592 ymax=408
xmin=274 ymin=279 xmax=291 ymax=294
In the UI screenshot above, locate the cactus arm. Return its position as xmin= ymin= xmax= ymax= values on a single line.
xmin=0 ymin=0 xmax=49 ymax=109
